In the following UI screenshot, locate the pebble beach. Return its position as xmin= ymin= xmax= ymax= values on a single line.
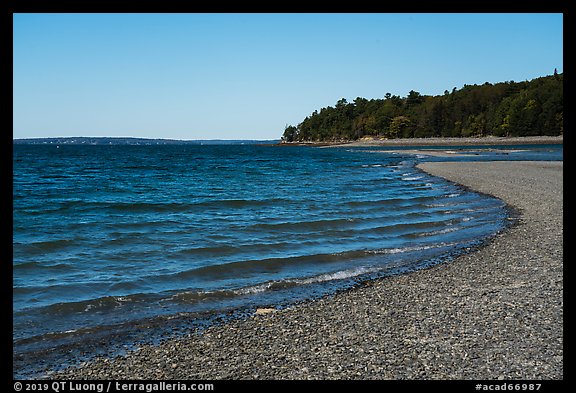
xmin=52 ymin=160 xmax=563 ymax=380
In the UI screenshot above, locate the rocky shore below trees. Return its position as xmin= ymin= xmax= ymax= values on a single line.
xmin=279 ymin=135 xmax=563 ymax=147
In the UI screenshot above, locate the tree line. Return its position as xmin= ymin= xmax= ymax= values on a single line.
xmin=281 ymin=72 xmax=563 ymax=142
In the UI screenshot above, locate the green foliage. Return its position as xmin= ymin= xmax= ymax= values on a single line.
xmin=281 ymin=125 xmax=298 ymax=142
xmin=389 ymin=116 xmax=411 ymax=138
xmin=282 ymin=73 xmax=563 ymax=142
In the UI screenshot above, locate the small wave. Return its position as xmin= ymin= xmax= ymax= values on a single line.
xmin=106 ymin=202 xmax=194 ymax=213
xmin=37 ymin=293 xmax=156 ymax=316
xmin=232 ymin=266 xmax=379 ymax=296
xmin=368 ymin=242 xmax=457 ymax=255
xmin=171 ymin=251 xmax=362 ymax=281
xmin=43 ymin=200 xmax=192 ymax=214
xmin=170 ymin=236 xmax=461 ymax=284
xmin=368 ymin=219 xmax=457 ymax=235
xmin=51 ymin=198 xmax=293 ymax=217
xmin=168 ymin=266 xmax=383 ymax=304
xmin=416 ymin=227 xmax=461 ymax=237
xmin=342 ymin=195 xmax=433 ymax=208
xmin=402 ymin=175 xmax=424 ymax=181
xmin=249 ymin=217 xmax=355 ymax=232
xmin=12 ymin=261 xmax=73 ymax=271
xmin=195 ymin=198 xmax=292 ymax=209
xmin=298 ymin=266 xmax=379 ymax=284
xmin=233 ymin=281 xmax=281 ymax=296
xmin=174 ymin=244 xmax=241 ymax=257
xmin=15 ymin=239 xmax=77 ymax=254
xmin=167 ymin=289 xmax=238 ymax=304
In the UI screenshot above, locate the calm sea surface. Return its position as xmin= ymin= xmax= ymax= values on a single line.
xmin=12 ymin=143 xmax=562 ymax=376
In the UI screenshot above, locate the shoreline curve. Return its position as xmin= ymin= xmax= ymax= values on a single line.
xmin=51 ymin=160 xmax=563 ymax=380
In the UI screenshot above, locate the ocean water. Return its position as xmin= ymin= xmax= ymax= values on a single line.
xmin=13 ymin=143 xmax=560 ymax=376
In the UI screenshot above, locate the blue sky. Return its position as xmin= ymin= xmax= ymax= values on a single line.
xmin=13 ymin=13 xmax=563 ymax=140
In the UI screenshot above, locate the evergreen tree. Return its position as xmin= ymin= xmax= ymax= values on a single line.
xmin=281 ymin=73 xmax=562 ymax=142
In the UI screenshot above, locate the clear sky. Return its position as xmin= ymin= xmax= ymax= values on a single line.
xmin=13 ymin=13 xmax=563 ymax=140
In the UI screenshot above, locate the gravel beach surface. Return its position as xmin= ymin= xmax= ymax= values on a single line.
xmin=53 ymin=161 xmax=563 ymax=380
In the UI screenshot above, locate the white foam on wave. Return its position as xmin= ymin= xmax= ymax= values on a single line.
xmin=417 ymin=227 xmax=460 ymax=237
xmin=369 ymin=242 xmax=457 ymax=255
xmin=402 ymin=175 xmax=424 ymax=181
xmin=233 ymin=281 xmax=275 ymax=296
xmin=298 ymin=266 xmax=379 ymax=284
xmin=232 ymin=266 xmax=381 ymax=297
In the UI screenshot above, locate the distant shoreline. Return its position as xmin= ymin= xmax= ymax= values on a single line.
xmin=280 ymin=135 xmax=563 ymax=147
xmin=12 ymin=137 xmax=280 ymax=146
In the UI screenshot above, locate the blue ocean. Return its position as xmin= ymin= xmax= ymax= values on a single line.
xmin=12 ymin=142 xmax=562 ymax=377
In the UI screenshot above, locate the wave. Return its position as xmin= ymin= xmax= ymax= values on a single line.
xmin=160 ymin=226 xmax=462 ymax=283
xmin=248 ymin=217 xmax=357 ymax=232
xmin=37 ymin=197 xmax=297 ymax=215
xmin=402 ymin=175 xmax=425 ymax=181
xmin=13 ymin=239 xmax=77 ymax=254
xmin=170 ymin=252 xmax=361 ymax=281
xmin=415 ymin=226 xmax=461 ymax=237
xmin=231 ymin=266 xmax=381 ymax=296
xmin=30 ymin=240 xmax=459 ymax=317
xmin=194 ymin=198 xmax=293 ymax=209
xmin=367 ymin=242 xmax=457 ymax=255
xmin=21 ymin=237 xmax=467 ymax=317
xmin=341 ymin=195 xmax=433 ymax=208
xmin=29 ymin=293 xmax=158 ymax=316
xmin=21 ymin=266 xmax=380 ymax=318
xmin=13 ymin=260 xmax=73 ymax=271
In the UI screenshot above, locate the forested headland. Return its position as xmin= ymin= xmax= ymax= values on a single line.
xmin=281 ymin=72 xmax=563 ymax=142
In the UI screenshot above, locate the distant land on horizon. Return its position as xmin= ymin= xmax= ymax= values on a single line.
xmin=13 ymin=137 xmax=280 ymax=145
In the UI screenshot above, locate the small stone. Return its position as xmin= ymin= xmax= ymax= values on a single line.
xmin=255 ymin=308 xmax=276 ymax=315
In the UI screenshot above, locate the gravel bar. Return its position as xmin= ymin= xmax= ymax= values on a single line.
xmin=53 ymin=161 xmax=563 ymax=380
